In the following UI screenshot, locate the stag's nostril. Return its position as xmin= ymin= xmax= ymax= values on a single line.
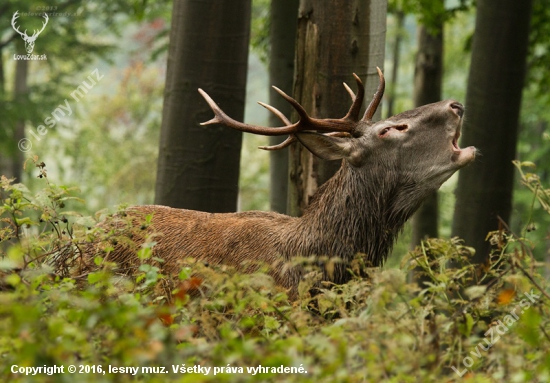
xmin=450 ymin=102 xmax=464 ymax=118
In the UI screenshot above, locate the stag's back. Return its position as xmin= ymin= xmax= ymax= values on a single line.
xmin=99 ymin=205 xmax=299 ymax=287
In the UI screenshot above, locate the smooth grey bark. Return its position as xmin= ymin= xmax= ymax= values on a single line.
xmin=268 ymin=0 xmax=299 ymax=214
xmin=288 ymin=0 xmax=387 ymax=216
xmin=410 ymin=20 xmax=444 ymax=248
xmin=451 ymin=0 xmax=533 ymax=263
xmin=155 ymin=0 xmax=251 ymax=212
xmin=385 ymin=10 xmax=404 ymax=119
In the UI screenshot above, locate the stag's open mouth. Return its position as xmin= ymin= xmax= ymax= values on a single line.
xmin=451 ymin=122 xmax=476 ymax=165
xmin=452 ymin=130 xmax=461 ymax=152
xmin=450 ymin=102 xmax=466 ymax=155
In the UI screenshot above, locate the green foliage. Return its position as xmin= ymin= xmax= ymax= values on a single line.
xmin=511 ymin=0 xmax=550 ymax=262
xmin=51 ymin=61 xmax=163 ymax=212
xmin=512 ymin=143 xmax=550 ymax=260
xmin=1 ymin=164 xmax=549 ymax=382
xmin=528 ymin=0 xmax=550 ymax=96
xmin=510 ymin=161 xmax=550 ymax=262
xmin=514 ymin=161 xmax=550 ymax=217
xmin=388 ymin=0 xmax=474 ymax=32
xmin=250 ymin=0 xmax=271 ymax=65
xmin=0 ymin=0 xmax=171 ymax=177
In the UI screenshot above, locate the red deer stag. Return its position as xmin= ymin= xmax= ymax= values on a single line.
xmin=85 ymin=69 xmax=476 ymax=293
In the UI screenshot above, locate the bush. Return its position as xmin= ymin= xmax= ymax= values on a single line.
xmin=0 ymin=160 xmax=549 ymax=382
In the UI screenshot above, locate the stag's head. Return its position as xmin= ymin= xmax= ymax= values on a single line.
xmin=351 ymin=97 xmax=475 ymax=188
xmin=199 ymin=69 xmax=476 ymax=194
xmin=11 ymin=11 xmax=49 ymax=54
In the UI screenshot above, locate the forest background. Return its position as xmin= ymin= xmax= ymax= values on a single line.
xmin=0 ymin=1 xmax=549 ymax=381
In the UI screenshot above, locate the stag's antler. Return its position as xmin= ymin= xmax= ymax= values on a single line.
xmin=363 ymin=67 xmax=385 ymax=122
xmin=199 ymin=68 xmax=385 ymax=150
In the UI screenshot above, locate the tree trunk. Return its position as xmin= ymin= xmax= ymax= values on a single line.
xmin=0 ymin=46 xmax=4 ymax=93
xmin=155 ymin=0 xmax=251 ymax=212
xmin=1 ymin=41 xmax=27 ymax=181
xmin=410 ymin=19 xmax=444 ymax=248
xmin=451 ymin=0 xmax=533 ymax=263
xmin=268 ymin=0 xmax=299 ymax=214
xmin=386 ymin=10 xmax=404 ymax=119
xmin=0 ymin=44 xmax=7 ymax=178
xmin=288 ymin=0 xmax=387 ymax=216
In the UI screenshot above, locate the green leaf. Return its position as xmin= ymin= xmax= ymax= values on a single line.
xmin=520 ymin=161 xmax=537 ymax=168
xmin=4 ymin=273 xmax=21 ymax=286
xmin=87 ymin=271 xmax=107 ymax=284
xmin=517 ymin=308 xmax=542 ymax=347
xmin=458 ymin=313 xmax=474 ymax=337
xmin=15 ymin=217 xmax=35 ymax=226
xmin=264 ymin=316 xmax=281 ymax=330
xmin=178 ymin=267 xmax=192 ymax=281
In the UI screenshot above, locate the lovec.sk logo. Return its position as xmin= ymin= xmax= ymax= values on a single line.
xmin=11 ymin=10 xmax=48 ymax=58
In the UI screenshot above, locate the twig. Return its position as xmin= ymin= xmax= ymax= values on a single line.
xmin=515 ymin=262 xmax=550 ymax=301
xmin=539 ymin=324 xmax=550 ymax=343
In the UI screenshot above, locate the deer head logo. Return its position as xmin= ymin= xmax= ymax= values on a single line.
xmin=11 ymin=11 xmax=49 ymax=54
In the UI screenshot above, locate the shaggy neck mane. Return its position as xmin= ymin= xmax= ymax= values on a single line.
xmin=286 ymin=161 xmax=426 ymax=281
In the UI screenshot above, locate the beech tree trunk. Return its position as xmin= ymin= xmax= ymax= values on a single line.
xmin=268 ymin=0 xmax=299 ymax=214
xmin=1 ymin=40 xmax=27 ymax=181
xmin=288 ymin=0 xmax=387 ymax=216
xmin=155 ymin=0 xmax=251 ymax=212
xmin=386 ymin=10 xmax=404 ymax=119
xmin=451 ymin=0 xmax=533 ymax=263
xmin=410 ymin=19 xmax=444 ymax=248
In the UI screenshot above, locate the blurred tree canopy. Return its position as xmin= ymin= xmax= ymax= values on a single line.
xmin=0 ymin=0 xmax=170 ymax=207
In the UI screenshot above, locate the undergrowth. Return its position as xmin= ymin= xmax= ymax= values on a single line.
xmin=0 ymin=158 xmax=548 ymax=382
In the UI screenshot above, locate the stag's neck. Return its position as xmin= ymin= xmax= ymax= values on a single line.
xmin=289 ymin=162 xmax=427 ymax=267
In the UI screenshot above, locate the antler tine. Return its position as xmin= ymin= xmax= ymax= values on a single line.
xmin=342 ymin=73 xmax=365 ymax=122
xmin=362 ymin=67 xmax=385 ymax=122
xmin=199 ymin=88 xmax=300 ymax=136
xmin=270 ymin=86 xmax=312 ymax=124
xmin=257 ymin=101 xmax=297 ymax=150
xmin=343 ymin=82 xmax=355 ymax=100
xmin=257 ymin=101 xmax=291 ymax=125
xmin=258 ymin=136 xmax=297 ymax=151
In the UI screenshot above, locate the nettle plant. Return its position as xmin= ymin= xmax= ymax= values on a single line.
xmin=0 ymin=159 xmax=146 ymax=283
xmin=0 ymin=160 xmax=82 ymax=270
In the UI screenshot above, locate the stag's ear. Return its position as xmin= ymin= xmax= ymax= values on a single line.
xmin=295 ymin=132 xmax=363 ymax=166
